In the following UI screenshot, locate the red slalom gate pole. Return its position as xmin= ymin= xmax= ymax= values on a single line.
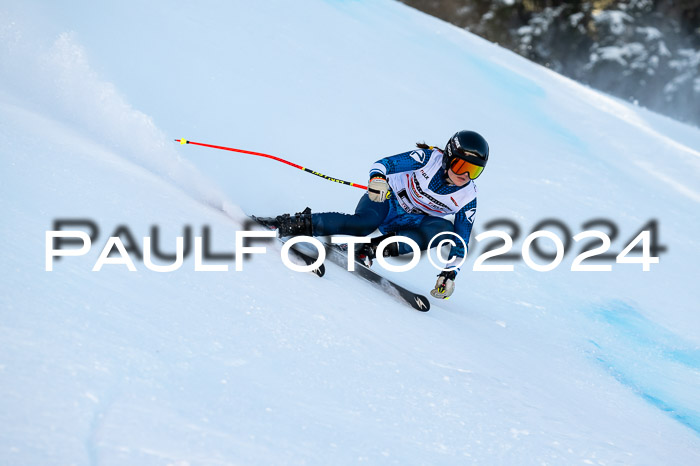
xmin=175 ymin=138 xmax=368 ymax=190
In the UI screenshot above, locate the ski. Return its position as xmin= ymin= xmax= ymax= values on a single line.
xmin=245 ymin=215 xmax=429 ymax=311
xmin=245 ymin=216 xmax=325 ymax=277
xmin=323 ymin=243 xmax=430 ymax=312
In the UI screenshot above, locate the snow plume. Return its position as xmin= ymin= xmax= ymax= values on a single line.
xmin=0 ymin=13 xmax=229 ymax=213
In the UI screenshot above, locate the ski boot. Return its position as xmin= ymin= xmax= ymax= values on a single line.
xmin=274 ymin=207 xmax=313 ymax=237
xmin=356 ymin=232 xmax=399 ymax=267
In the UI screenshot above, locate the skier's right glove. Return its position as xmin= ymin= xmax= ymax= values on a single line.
xmin=430 ymin=270 xmax=457 ymax=299
xmin=367 ymin=175 xmax=389 ymax=202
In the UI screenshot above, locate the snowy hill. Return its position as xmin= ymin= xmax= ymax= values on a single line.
xmin=2 ymin=0 xmax=700 ymax=464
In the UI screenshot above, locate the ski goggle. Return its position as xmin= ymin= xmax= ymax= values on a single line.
xmin=450 ymin=156 xmax=484 ymax=179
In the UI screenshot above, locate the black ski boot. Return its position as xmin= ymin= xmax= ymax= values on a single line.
xmin=356 ymin=232 xmax=399 ymax=267
xmin=275 ymin=207 xmax=313 ymax=237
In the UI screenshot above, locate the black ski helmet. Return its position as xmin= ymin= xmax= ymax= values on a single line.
xmin=443 ymin=130 xmax=489 ymax=174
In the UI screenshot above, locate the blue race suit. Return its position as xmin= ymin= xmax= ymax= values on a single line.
xmin=311 ymin=148 xmax=477 ymax=275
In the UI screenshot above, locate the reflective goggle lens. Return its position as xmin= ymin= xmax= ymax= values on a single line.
xmin=450 ymin=158 xmax=484 ymax=179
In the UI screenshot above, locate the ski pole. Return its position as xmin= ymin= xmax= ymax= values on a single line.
xmin=175 ymin=138 xmax=368 ymax=190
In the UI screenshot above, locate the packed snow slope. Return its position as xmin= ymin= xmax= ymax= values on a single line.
xmin=2 ymin=0 xmax=700 ymax=464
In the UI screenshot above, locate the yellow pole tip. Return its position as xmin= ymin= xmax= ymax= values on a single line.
xmin=180 ymin=138 xmax=188 ymax=145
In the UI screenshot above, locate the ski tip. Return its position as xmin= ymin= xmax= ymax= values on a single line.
xmin=413 ymin=295 xmax=430 ymax=312
xmin=315 ymin=264 xmax=326 ymax=277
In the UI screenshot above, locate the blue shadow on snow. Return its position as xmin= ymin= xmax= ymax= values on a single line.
xmin=586 ymin=301 xmax=700 ymax=436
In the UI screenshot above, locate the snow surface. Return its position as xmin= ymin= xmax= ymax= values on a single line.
xmin=2 ymin=0 xmax=700 ymax=464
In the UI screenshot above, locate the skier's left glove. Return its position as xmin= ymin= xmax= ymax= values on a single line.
xmin=430 ymin=269 xmax=457 ymax=299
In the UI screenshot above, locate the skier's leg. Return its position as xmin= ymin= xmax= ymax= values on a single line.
xmin=311 ymin=193 xmax=390 ymax=236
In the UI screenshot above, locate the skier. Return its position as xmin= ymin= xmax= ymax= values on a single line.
xmin=272 ymin=130 xmax=489 ymax=300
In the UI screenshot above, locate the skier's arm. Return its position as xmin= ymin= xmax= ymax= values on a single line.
xmin=430 ymin=199 xmax=477 ymax=299
xmin=369 ymin=149 xmax=432 ymax=178
xmin=445 ymin=198 xmax=477 ymax=276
